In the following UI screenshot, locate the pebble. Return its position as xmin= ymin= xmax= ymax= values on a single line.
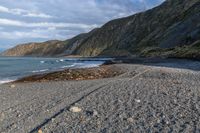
xmin=69 ymin=106 xmax=82 ymax=113
xmin=93 ymin=110 xmax=98 ymax=116
xmin=10 ymin=84 xmax=15 ymax=88
xmin=135 ymin=99 xmax=141 ymax=103
xmin=127 ymin=117 xmax=134 ymax=123
xmin=51 ymin=118 xmax=55 ymax=122
xmin=86 ymin=110 xmax=98 ymax=117
xmin=0 ymin=113 xmax=5 ymax=121
xmin=38 ymin=129 xmax=43 ymax=133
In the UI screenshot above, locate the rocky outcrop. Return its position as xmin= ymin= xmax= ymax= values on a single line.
xmin=2 ymin=0 xmax=200 ymax=57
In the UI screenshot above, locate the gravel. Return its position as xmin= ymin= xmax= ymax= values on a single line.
xmin=0 ymin=60 xmax=200 ymax=133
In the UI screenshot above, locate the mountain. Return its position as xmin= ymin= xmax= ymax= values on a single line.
xmin=2 ymin=0 xmax=200 ymax=58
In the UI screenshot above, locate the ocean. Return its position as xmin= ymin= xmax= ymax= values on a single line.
xmin=0 ymin=57 xmax=112 ymax=84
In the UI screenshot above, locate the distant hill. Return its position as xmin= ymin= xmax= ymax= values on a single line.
xmin=2 ymin=0 xmax=200 ymax=59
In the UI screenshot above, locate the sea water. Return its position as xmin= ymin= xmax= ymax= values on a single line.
xmin=0 ymin=57 xmax=112 ymax=84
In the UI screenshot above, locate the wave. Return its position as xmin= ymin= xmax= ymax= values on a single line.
xmin=55 ymin=59 xmax=65 ymax=63
xmin=32 ymin=69 xmax=49 ymax=73
xmin=60 ymin=62 xmax=103 ymax=69
xmin=79 ymin=63 xmax=102 ymax=68
xmin=60 ymin=59 xmax=64 ymax=62
xmin=61 ymin=64 xmax=75 ymax=68
xmin=0 ymin=79 xmax=15 ymax=84
xmin=40 ymin=61 xmax=45 ymax=64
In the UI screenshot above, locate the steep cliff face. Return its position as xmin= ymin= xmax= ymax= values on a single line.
xmin=2 ymin=0 xmax=200 ymax=57
xmin=73 ymin=0 xmax=200 ymax=56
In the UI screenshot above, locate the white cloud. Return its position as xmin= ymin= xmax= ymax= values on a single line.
xmin=23 ymin=13 xmax=52 ymax=18
xmin=0 ymin=31 xmax=49 ymax=39
xmin=0 ymin=28 xmax=75 ymax=40
xmin=1 ymin=32 xmax=45 ymax=40
xmin=0 ymin=18 xmax=99 ymax=30
xmin=0 ymin=5 xmax=9 ymax=12
xmin=0 ymin=5 xmax=53 ymax=18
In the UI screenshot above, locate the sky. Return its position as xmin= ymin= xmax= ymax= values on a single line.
xmin=0 ymin=0 xmax=164 ymax=50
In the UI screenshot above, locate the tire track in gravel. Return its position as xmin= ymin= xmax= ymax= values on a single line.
xmin=29 ymin=69 xmax=151 ymax=133
xmin=0 ymin=82 xmax=108 ymax=133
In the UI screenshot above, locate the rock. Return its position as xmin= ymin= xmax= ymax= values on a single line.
xmin=86 ymin=110 xmax=98 ymax=117
xmin=38 ymin=129 xmax=43 ymax=133
xmin=10 ymin=84 xmax=15 ymax=88
xmin=135 ymin=99 xmax=141 ymax=103
xmin=0 ymin=113 xmax=5 ymax=121
xmin=93 ymin=110 xmax=98 ymax=116
xmin=69 ymin=106 xmax=82 ymax=113
xmin=127 ymin=117 xmax=134 ymax=123
xmin=51 ymin=118 xmax=55 ymax=122
xmin=86 ymin=111 xmax=93 ymax=116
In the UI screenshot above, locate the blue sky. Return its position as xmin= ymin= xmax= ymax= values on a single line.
xmin=0 ymin=0 xmax=164 ymax=50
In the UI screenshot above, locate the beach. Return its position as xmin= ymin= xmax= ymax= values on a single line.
xmin=0 ymin=59 xmax=200 ymax=132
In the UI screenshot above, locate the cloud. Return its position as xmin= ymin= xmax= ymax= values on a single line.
xmin=0 ymin=5 xmax=53 ymax=18
xmin=0 ymin=28 xmax=83 ymax=40
xmin=0 ymin=28 xmax=64 ymax=39
xmin=0 ymin=18 xmax=99 ymax=30
xmin=0 ymin=31 xmax=49 ymax=39
xmin=23 ymin=13 xmax=52 ymax=18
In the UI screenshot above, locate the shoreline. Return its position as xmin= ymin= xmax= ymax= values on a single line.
xmin=13 ymin=64 xmax=123 ymax=83
xmin=0 ymin=57 xmax=115 ymax=85
xmin=7 ymin=57 xmax=200 ymax=84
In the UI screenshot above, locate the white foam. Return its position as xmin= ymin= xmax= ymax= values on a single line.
xmin=61 ymin=64 xmax=75 ymax=68
xmin=60 ymin=62 xmax=102 ymax=69
xmin=72 ymin=62 xmax=103 ymax=68
xmin=40 ymin=61 xmax=45 ymax=64
xmin=80 ymin=64 xmax=101 ymax=68
xmin=60 ymin=59 xmax=64 ymax=62
xmin=0 ymin=79 xmax=14 ymax=84
xmin=32 ymin=69 xmax=49 ymax=73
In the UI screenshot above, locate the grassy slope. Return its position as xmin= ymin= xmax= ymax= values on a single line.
xmin=140 ymin=41 xmax=200 ymax=59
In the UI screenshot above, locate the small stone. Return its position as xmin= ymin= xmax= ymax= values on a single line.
xmin=135 ymin=99 xmax=141 ymax=103
xmin=69 ymin=106 xmax=82 ymax=113
xmin=0 ymin=113 xmax=5 ymax=121
xmin=86 ymin=111 xmax=93 ymax=116
xmin=86 ymin=110 xmax=98 ymax=117
xmin=93 ymin=110 xmax=98 ymax=116
xmin=10 ymin=84 xmax=15 ymax=88
xmin=157 ymin=119 xmax=161 ymax=123
xmin=127 ymin=117 xmax=134 ymax=123
xmin=16 ymin=114 xmax=21 ymax=117
xmin=38 ymin=129 xmax=43 ymax=133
